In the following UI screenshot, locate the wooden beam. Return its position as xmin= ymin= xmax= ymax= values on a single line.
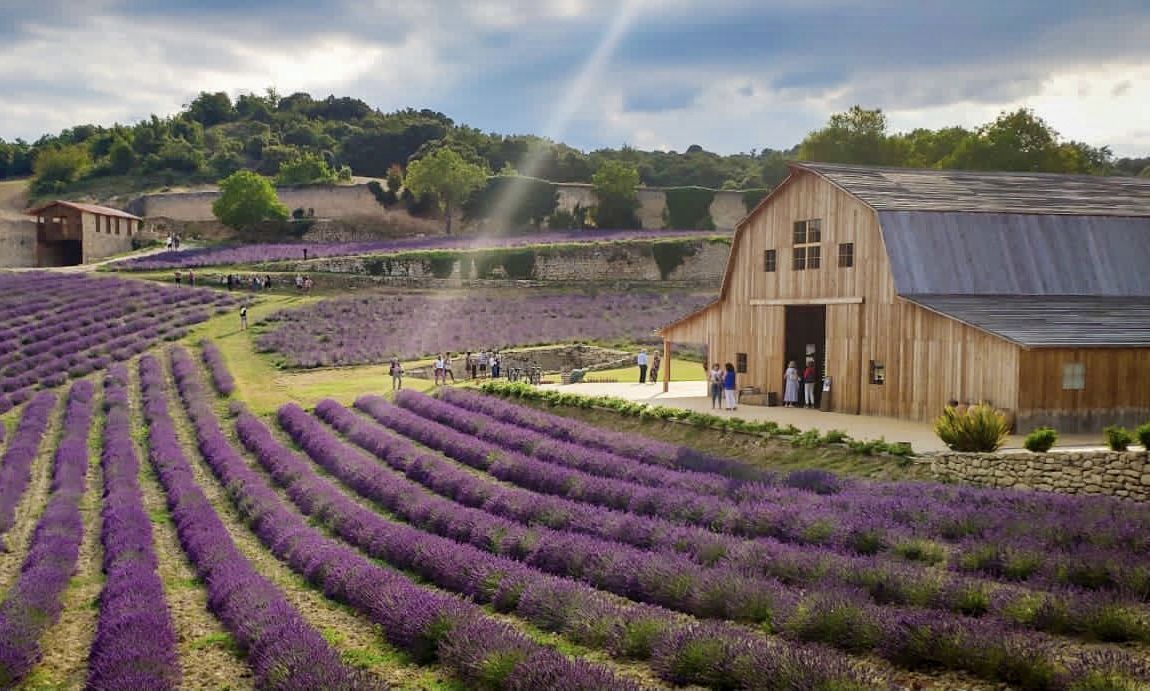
xmin=662 ymin=338 xmax=670 ymax=393
xmin=750 ymin=297 xmax=864 ymax=306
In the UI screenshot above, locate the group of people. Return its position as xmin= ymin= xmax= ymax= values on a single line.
xmin=388 ymin=350 xmax=508 ymax=391
xmin=173 ymin=270 xmax=195 ymax=286
xmin=635 ymin=349 xmax=663 ymax=384
xmin=293 ymin=275 xmax=314 ymax=291
xmin=708 ymin=363 xmax=739 ymax=410
xmin=226 ymin=274 xmax=274 ymax=291
xmin=164 ymin=233 xmax=182 ymax=250
xmin=708 ymin=358 xmax=820 ymax=410
xmin=783 ymin=358 xmax=819 ymax=408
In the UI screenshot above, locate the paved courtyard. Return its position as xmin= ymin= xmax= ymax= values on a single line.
xmin=541 ymin=380 xmax=1104 ymax=453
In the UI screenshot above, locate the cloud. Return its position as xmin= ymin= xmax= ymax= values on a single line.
xmin=0 ymin=0 xmax=1146 ymax=157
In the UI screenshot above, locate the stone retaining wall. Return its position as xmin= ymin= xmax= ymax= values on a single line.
xmin=920 ymin=450 xmax=1150 ymax=501
xmin=261 ymin=239 xmax=727 ymax=286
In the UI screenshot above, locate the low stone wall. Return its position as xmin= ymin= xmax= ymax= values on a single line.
xmin=0 ymin=220 xmax=36 ymax=268
xmin=921 ymin=450 xmax=1150 ymax=501
xmin=264 ymin=239 xmax=727 ymax=286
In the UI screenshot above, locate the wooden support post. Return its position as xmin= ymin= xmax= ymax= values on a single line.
xmin=662 ymin=338 xmax=670 ymax=393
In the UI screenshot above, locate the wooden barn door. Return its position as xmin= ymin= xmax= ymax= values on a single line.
xmin=784 ymin=305 xmax=826 ymax=406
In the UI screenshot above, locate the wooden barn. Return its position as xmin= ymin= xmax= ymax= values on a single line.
xmin=25 ymin=200 xmax=142 ymax=267
xmin=658 ymin=162 xmax=1150 ymax=433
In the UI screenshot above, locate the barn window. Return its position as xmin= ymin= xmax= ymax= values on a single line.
xmin=736 ymin=353 xmax=747 ymax=373
xmin=763 ymin=249 xmax=776 ymax=272
xmin=869 ymin=360 xmax=885 ymax=385
xmin=838 ymin=243 xmax=854 ymax=268
xmin=1062 ymin=363 xmax=1085 ymax=390
xmin=792 ymin=219 xmax=822 ymax=270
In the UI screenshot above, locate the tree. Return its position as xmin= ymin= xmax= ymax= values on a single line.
xmin=276 ymin=152 xmax=338 ymax=186
xmin=403 ymin=147 xmax=487 ymax=234
xmin=107 ymin=138 xmax=137 ymax=175
xmin=186 ymin=91 xmax=236 ymax=127
xmin=32 ymin=144 xmax=91 ymax=191
xmin=591 ymin=160 xmax=640 ymax=229
xmin=798 ymin=106 xmax=904 ymax=165
xmin=212 ymin=170 xmax=289 ymax=230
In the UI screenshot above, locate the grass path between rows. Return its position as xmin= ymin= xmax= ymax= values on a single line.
xmin=19 ymin=392 xmax=105 ymax=688
xmin=165 ymin=348 xmax=457 ymax=689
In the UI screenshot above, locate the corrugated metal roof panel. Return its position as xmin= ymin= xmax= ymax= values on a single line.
xmin=906 ymin=295 xmax=1150 ymax=347
xmin=879 ymin=211 xmax=1150 ymax=296
xmin=797 ymin=162 xmax=1150 ymax=216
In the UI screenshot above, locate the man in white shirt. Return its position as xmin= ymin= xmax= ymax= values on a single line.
xmin=637 ymin=350 xmax=649 ymax=383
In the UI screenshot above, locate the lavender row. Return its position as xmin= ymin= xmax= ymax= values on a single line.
xmin=165 ymin=346 xmax=636 ymax=691
xmin=0 ymin=382 xmax=92 ymax=686
xmin=265 ymin=401 xmax=877 ymax=688
xmin=0 ymin=391 xmax=59 ymax=544
xmin=440 ymin=386 xmax=768 ymax=480
xmin=312 ymin=400 xmax=1150 ymax=650
xmin=397 ymin=389 xmax=739 ymax=497
xmin=87 ymin=365 xmax=180 ymax=689
xmin=430 ymin=391 xmax=1150 ymax=580
xmin=111 ymin=229 xmax=719 ymax=271
xmin=361 ymin=395 xmax=1150 ymax=595
xmin=137 ymin=354 xmax=370 ymax=690
xmin=199 ymin=340 xmax=235 ymax=396
xmin=256 ymin=290 xmax=714 ymax=368
xmin=455 ymin=386 xmax=1150 ymax=555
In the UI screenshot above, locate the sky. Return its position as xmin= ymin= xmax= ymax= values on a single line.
xmin=1 ymin=0 xmax=1148 ymax=156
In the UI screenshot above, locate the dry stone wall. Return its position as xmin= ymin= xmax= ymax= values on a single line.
xmin=0 ymin=220 xmax=36 ymax=267
xmin=921 ymin=450 xmax=1150 ymax=501
xmin=268 ymin=239 xmax=728 ymax=286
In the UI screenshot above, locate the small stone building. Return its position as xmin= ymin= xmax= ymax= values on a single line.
xmin=25 ymin=201 xmax=142 ymax=266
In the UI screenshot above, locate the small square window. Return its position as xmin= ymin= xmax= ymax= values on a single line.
xmin=763 ymin=249 xmax=776 ymax=272
xmin=793 ymin=221 xmax=806 ymax=245
xmin=736 ymin=353 xmax=747 ymax=373
xmin=838 ymin=243 xmax=854 ymax=268
xmin=793 ymin=246 xmax=806 ymax=270
xmin=807 ymin=219 xmax=821 ymax=243
xmin=807 ymin=245 xmax=821 ymax=269
xmin=1062 ymin=363 xmax=1085 ymax=390
xmin=870 ymin=360 xmax=885 ymax=385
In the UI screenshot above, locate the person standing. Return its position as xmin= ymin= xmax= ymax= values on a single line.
xmin=650 ymin=351 xmax=662 ymax=384
xmin=709 ymin=363 xmax=723 ymax=409
xmin=491 ymin=352 xmax=501 ymax=379
xmin=433 ymin=354 xmax=445 ymax=386
xmin=239 ymin=304 xmax=248 ymax=330
xmin=465 ymin=351 xmax=475 ymax=379
xmin=444 ymin=353 xmax=456 ymax=384
xmin=636 ymin=350 xmax=649 ymax=384
xmin=479 ymin=350 xmax=489 ymax=378
xmin=723 ymin=362 xmax=737 ymax=411
xmin=389 ymin=358 xmax=403 ymax=391
xmin=783 ymin=360 xmax=800 ymax=407
xmin=803 ymin=358 xmax=818 ymax=409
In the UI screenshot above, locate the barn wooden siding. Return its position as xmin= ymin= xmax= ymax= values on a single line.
xmin=1018 ymin=348 xmax=1150 ymax=432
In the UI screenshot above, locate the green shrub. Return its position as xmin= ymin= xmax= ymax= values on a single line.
xmin=934 ymin=403 xmax=1009 ymax=452
xmin=1023 ymin=426 xmax=1058 ymax=452
xmin=650 ymin=241 xmax=698 ymax=280
xmin=893 ymin=539 xmax=947 ymax=566
xmin=1103 ymin=425 xmax=1134 ymax=451
xmin=1135 ymin=422 xmax=1150 ymax=449
xmin=500 ymin=250 xmax=536 ymax=279
xmin=662 ymin=187 xmax=716 ymax=229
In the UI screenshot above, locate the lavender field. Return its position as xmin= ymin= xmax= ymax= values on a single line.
xmin=110 ymin=228 xmax=720 ymax=271
xmin=256 ymin=290 xmax=715 ymax=368
xmin=0 ymin=273 xmax=236 ymax=415
xmin=1 ymin=317 xmax=1149 ymax=687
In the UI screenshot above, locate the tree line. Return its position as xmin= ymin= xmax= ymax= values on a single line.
xmin=3 ymin=89 xmax=1147 ymax=201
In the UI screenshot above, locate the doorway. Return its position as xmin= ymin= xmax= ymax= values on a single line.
xmin=39 ymin=238 xmax=83 ymax=267
xmin=784 ymin=305 xmax=826 ymax=406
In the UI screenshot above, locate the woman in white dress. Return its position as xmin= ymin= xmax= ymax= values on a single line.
xmin=783 ymin=360 xmax=800 ymax=407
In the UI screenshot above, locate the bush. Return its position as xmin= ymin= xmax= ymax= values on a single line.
xmin=650 ymin=241 xmax=698 ymax=280
xmin=1023 ymin=427 xmax=1058 ymax=453
xmin=934 ymin=403 xmax=1009 ymax=452
xmin=1136 ymin=422 xmax=1150 ymax=449
xmin=662 ymin=187 xmax=716 ymax=230
xmin=1103 ymin=426 xmax=1134 ymax=451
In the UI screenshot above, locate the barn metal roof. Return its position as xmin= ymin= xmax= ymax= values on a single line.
xmin=796 ymin=162 xmax=1150 ymax=216
xmin=906 ymin=295 xmax=1150 ymax=347
xmin=879 ymin=211 xmax=1150 ymax=297
xmin=25 ymin=200 xmax=141 ymax=221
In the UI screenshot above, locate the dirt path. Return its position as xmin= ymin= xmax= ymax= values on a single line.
xmin=0 ymin=178 xmax=29 ymax=221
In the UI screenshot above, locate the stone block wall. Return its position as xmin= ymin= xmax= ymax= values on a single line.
xmin=921 ymin=450 xmax=1150 ymax=501
xmin=0 ymin=220 xmax=36 ymax=267
xmin=272 ymin=239 xmax=728 ymax=286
